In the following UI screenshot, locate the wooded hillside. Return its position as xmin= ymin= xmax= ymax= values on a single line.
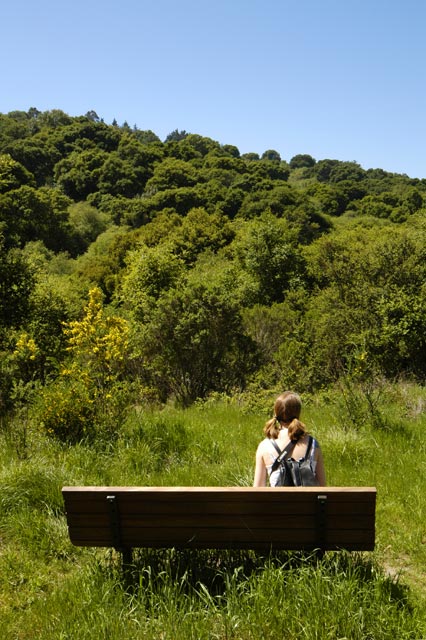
xmin=1 ymin=108 xmax=425 ymax=439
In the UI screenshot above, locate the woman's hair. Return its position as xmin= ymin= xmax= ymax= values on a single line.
xmin=263 ymin=391 xmax=308 ymax=441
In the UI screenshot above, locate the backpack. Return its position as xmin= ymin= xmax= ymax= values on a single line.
xmin=270 ymin=436 xmax=319 ymax=487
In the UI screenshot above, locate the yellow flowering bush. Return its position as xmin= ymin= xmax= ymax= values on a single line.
xmin=62 ymin=286 xmax=130 ymax=393
xmin=39 ymin=379 xmax=95 ymax=443
xmin=38 ymin=287 xmax=132 ymax=442
xmin=14 ymin=332 xmax=38 ymax=362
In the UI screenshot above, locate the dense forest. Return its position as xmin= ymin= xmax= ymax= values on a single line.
xmin=1 ymin=108 xmax=426 ymax=441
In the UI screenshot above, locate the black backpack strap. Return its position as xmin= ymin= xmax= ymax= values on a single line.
xmin=270 ymin=439 xmax=297 ymax=472
xmin=304 ymin=436 xmax=314 ymax=460
xmin=271 ymin=436 xmax=315 ymax=472
xmin=270 ymin=439 xmax=282 ymax=456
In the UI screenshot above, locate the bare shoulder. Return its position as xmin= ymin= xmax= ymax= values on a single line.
xmin=256 ymin=438 xmax=270 ymax=454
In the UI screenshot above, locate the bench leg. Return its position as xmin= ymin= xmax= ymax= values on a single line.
xmin=121 ymin=547 xmax=133 ymax=584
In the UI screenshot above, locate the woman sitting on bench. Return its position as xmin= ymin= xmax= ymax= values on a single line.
xmin=253 ymin=391 xmax=326 ymax=487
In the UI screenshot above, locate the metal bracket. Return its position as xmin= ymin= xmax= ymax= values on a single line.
xmin=316 ymin=494 xmax=327 ymax=549
xmin=107 ymin=495 xmax=133 ymax=573
xmin=107 ymin=495 xmax=122 ymax=550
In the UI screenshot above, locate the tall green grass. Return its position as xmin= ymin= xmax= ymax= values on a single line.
xmin=1 ymin=551 xmax=422 ymax=639
xmin=0 ymin=382 xmax=425 ymax=638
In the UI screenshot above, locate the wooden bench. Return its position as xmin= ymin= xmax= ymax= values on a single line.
xmin=62 ymin=486 xmax=376 ymax=567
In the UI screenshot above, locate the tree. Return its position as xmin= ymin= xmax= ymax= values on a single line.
xmin=261 ymin=149 xmax=281 ymax=162
xmin=117 ymin=133 xmax=163 ymax=166
xmin=248 ymin=159 xmax=290 ymax=181
xmin=37 ymin=109 xmax=73 ymax=128
xmin=50 ymin=118 xmax=120 ymax=156
xmin=241 ymin=152 xmax=260 ymax=161
xmin=243 ymin=300 xmax=303 ymax=386
xmin=68 ymin=202 xmax=111 ymax=253
xmin=403 ymin=188 xmax=423 ymax=213
xmin=0 ymin=154 xmax=35 ymax=193
xmin=18 ymin=276 xmax=75 ymax=382
xmin=306 ymin=183 xmax=348 ymax=216
xmin=97 ymin=154 xmax=144 ymax=198
xmin=221 ymin=144 xmax=240 ymax=158
xmin=238 ymin=183 xmax=297 ymax=219
xmin=54 ymin=148 xmax=108 ymax=200
xmin=144 ymin=158 xmax=199 ymax=191
xmin=289 ymin=154 xmax=316 ymax=169
xmin=0 ymin=185 xmax=72 ymax=250
xmin=0 ymin=236 xmax=34 ymax=330
xmin=168 ymin=134 xmax=221 ymax=161
xmin=329 ymin=161 xmax=365 ymax=183
xmin=132 ymin=129 xmax=161 ymax=144
xmin=131 ymin=186 xmax=203 ymax=220
xmin=232 ymin=214 xmax=305 ymax=305
xmin=72 ymin=225 xmax=139 ymax=299
xmin=314 ymin=159 xmax=340 ymax=182
xmin=4 ymin=135 xmax=61 ymax=186
xmin=302 ymin=224 xmax=426 ymax=384
xmin=165 ymin=129 xmax=188 ymax=142
xmin=120 ymin=244 xmax=184 ymax=321
xmin=356 ymin=195 xmax=393 ymax=219
xmin=170 ymin=207 xmax=235 ymax=265
xmin=140 ymin=279 xmax=256 ymax=405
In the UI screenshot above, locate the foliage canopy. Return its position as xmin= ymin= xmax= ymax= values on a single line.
xmin=1 ymin=107 xmax=426 ymax=428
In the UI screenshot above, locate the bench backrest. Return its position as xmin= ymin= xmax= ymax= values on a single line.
xmin=62 ymin=486 xmax=376 ymax=552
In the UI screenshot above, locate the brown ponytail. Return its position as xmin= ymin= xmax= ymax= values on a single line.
xmin=263 ymin=416 xmax=281 ymax=439
xmin=263 ymin=391 xmax=308 ymax=441
xmin=286 ymin=417 xmax=307 ymax=441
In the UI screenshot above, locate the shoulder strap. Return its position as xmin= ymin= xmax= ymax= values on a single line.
xmin=304 ymin=436 xmax=314 ymax=460
xmin=270 ymin=439 xmax=297 ymax=472
xmin=271 ymin=436 xmax=315 ymax=472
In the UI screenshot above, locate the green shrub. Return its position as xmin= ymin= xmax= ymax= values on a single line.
xmin=37 ymin=379 xmax=95 ymax=443
xmin=335 ymin=375 xmax=397 ymax=431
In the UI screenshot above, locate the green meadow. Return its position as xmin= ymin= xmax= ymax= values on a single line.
xmin=2 ymin=106 xmax=426 ymax=639
xmin=1 ymin=383 xmax=425 ymax=639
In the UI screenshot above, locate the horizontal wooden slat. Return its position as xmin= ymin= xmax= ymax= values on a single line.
xmin=62 ymin=485 xmax=376 ymax=498
xmin=68 ymin=526 xmax=375 ymax=544
xmin=70 ymin=528 xmax=375 ymax=544
xmin=63 ymin=488 xmax=375 ymax=511
xmin=65 ymin=512 xmax=374 ymax=531
xmin=62 ymin=486 xmax=375 ymax=501
xmin=63 ymin=499 xmax=375 ymax=517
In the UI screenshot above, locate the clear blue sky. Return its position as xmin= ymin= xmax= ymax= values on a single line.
xmin=2 ymin=0 xmax=425 ymax=178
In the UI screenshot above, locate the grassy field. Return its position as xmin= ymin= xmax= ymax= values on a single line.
xmin=0 ymin=383 xmax=425 ymax=638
